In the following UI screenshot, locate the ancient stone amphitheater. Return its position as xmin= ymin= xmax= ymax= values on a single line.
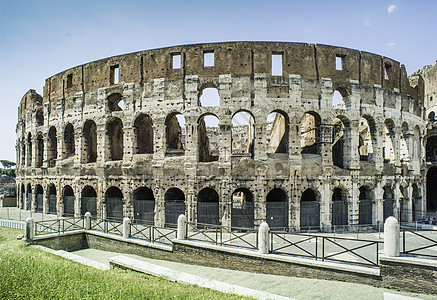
xmin=15 ymin=42 xmax=426 ymax=231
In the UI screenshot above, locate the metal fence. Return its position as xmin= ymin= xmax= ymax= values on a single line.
xmin=401 ymin=227 xmax=437 ymax=259
xmin=34 ymin=217 xmax=84 ymax=236
xmin=130 ymin=222 xmax=177 ymax=245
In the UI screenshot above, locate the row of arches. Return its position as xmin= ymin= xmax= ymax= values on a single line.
xmin=19 ymin=183 xmax=408 ymax=229
xmin=19 ymin=109 xmax=421 ymax=167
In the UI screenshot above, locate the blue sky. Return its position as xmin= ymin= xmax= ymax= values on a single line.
xmin=0 ymin=0 xmax=436 ymax=163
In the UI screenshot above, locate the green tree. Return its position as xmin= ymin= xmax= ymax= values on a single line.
xmin=0 ymin=160 xmax=16 ymax=170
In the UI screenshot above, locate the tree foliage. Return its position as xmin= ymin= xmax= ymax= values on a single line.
xmin=0 ymin=160 xmax=16 ymax=170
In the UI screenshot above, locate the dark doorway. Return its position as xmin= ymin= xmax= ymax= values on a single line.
xmin=49 ymin=185 xmax=57 ymax=214
xmin=266 ymin=188 xmax=288 ymax=230
xmin=63 ymin=186 xmax=75 ymax=217
xmin=81 ymin=186 xmax=97 ymax=217
xmin=383 ymin=187 xmax=394 ymax=222
xmin=332 ymin=188 xmax=348 ymax=226
xmin=105 ymin=187 xmax=123 ymax=221
xmin=197 ymin=188 xmax=220 ymax=226
xmin=426 ymin=167 xmax=437 ymax=211
xmin=165 ymin=188 xmax=185 ymax=227
xmin=300 ymin=189 xmax=319 ymax=230
xmin=231 ymin=188 xmax=254 ymax=229
xmin=36 ymin=185 xmax=43 ymax=213
xmin=359 ymin=187 xmax=372 ymax=225
xmin=133 ymin=187 xmax=155 ymax=224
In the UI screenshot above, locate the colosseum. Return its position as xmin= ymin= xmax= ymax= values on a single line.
xmin=15 ymin=42 xmax=426 ymax=231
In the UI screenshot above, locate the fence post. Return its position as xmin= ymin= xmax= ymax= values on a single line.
xmin=24 ymin=217 xmax=34 ymax=244
xmin=123 ymin=217 xmax=131 ymax=239
xmin=384 ymin=216 xmax=400 ymax=257
xmin=177 ymin=214 xmax=187 ymax=240
xmin=84 ymin=212 xmax=91 ymax=230
xmin=258 ymin=222 xmax=270 ymax=254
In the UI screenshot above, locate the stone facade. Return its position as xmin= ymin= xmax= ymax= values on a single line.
xmin=15 ymin=42 xmax=425 ymax=230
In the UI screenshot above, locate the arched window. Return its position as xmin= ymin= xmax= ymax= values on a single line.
xmin=105 ymin=187 xmax=123 ymax=221
xmin=197 ymin=187 xmax=220 ymax=226
xmin=36 ymin=108 xmax=44 ymax=126
xmin=107 ymin=93 xmax=124 ymax=112
xmin=133 ymin=187 xmax=155 ymax=224
xmin=36 ymin=132 xmax=44 ymax=167
xmin=428 ymin=111 xmax=435 ymax=122
xmin=64 ymin=123 xmax=75 ymax=158
xmin=81 ymin=186 xmax=97 ymax=217
xmin=231 ymin=111 xmax=255 ymax=156
xmin=267 ymin=111 xmax=288 ymax=154
xmin=359 ymin=116 xmax=375 ymax=161
xmin=165 ymin=188 xmax=185 ymax=227
xmin=106 ymin=117 xmax=124 ymax=161
xmin=83 ymin=120 xmax=97 ymax=163
xmin=48 ymin=126 xmax=57 ymax=167
xmin=332 ymin=117 xmax=348 ymax=168
xmin=332 ymin=90 xmax=344 ymax=108
xmin=198 ymin=114 xmax=219 ymax=162
xmin=266 ymin=188 xmax=288 ymax=230
xmin=231 ymin=188 xmax=254 ymax=228
xmin=134 ymin=114 xmax=153 ymax=154
xmin=300 ymin=112 xmax=321 ymax=154
xmin=48 ymin=184 xmax=57 ymax=214
xmin=36 ymin=184 xmax=43 ymax=213
xmin=300 ymin=189 xmax=319 ymax=230
xmin=63 ymin=185 xmax=75 ymax=217
xmin=332 ymin=188 xmax=348 ymax=226
xmin=200 ymin=88 xmax=220 ymax=107
xmin=165 ymin=113 xmax=185 ymax=153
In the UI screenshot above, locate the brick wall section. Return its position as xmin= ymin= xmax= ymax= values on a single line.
xmin=379 ymin=256 xmax=437 ymax=294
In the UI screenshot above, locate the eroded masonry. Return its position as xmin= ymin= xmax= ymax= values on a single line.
xmin=15 ymin=42 xmax=426 ymax=230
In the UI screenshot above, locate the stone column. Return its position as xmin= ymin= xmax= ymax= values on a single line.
xmin=177 ymin=214 xmax=187 ymax=240
xmin=123 ymin=123 xmax=134 ymax=162
xmin=374 ymin=178 xmax=384 ymax=224
xmin=384 ymin=216 xmax=400 ymax=257
xmin=321 ymin=178 xmax=332 ymax=229
xmin=254 ymin=123 xmax=267 ymax=160
xmin=153 ymin=123 xmax=166 ymax=160
xmin=350 ymin=176 xmax=359 ymax=226
xmin=258 ymin=222 xmax=270 ymax=254
xmin=97 ymin=124 xmax=106 ymax=163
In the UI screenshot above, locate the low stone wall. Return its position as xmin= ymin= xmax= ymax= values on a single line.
xmin=34 ymin=230 xmax=87 ymax=252
xmin=380 ymin=256 xmax=437 ymax=294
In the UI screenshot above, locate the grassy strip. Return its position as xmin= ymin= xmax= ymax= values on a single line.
xmin=0 ymin=227 xmax=250 ymax=299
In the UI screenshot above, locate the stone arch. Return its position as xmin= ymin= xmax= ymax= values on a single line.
xmin=197 ymin=187 xmax=220 ymax=226
xmin=48 ymin=126 xmax=57 ymax=167
xmin=26 ymin=183 xmax=32 ymax=211
xmin=48 ymin=184 xmax=57 ymax=214
xmin=332 ymin=90 xmax=344 ymax=107
xmin=105 ymin=186 xmax=124 ymax=221
xmin=383 ymin=186 xmax=394 ymax=221
xmin=332 ymin=115 xmax=350 ymax=169
xmin=107 ymin=93 xmax=124 ymax=112
xmin=300 ymin=188 xmax=320 ymax=230
xmin=35 ymin=184 xmax=44 ymax=213
xmin=164 ymin=187 xmax=185 ymax=227
xmin=300 ymin=112 xmax=321 ymax=154
xmin=81 ymin=185 xmax=97 ymax=217
xmin=200 ymin=87 xmax=220 ymax=107
xmin=359 ymin=115 xmax=376 ymax=161
xmin=232 ymin=111 xmax=255 ymax=156
xmin=231 ymin=188 xmax=254 ymax=228
xmin=133 ymin=187 xmax=155 ymax=224
xmin=267 ymin=110 xmax=289 ymax=154
xmin=359 ymin=186 xmax=373 ymax=225
xmin=134 ymin=114 xmax=154 ymax=154
xmin=36 ymin=132 xmax=44 ymax=167
xmin=27 ymin=132 xmax=32 ymax=166
xmin=332 ymin=188 xmax=348 ymax=226
xmin=383 ymin=119 xmax=396 ymax=163
xmin=63 ymin=185 xmax=75 ymax=217
xmin=198 ymin=114 xmax=219 ymax=162
xmin=36 ymin=108 xmax=44 ymax=126
xmin=428 ymin=111 xmax=435 ymax=122
xmin=106 ymin=117 xmax=124 ymax=161
xmin=165 ymin=112 xmax=185 ymax=152
xmin=63 ymin=123 xmax=75 ymax=158
xmin=266 ymin=188 xmax=288 ymax=230
xmin=83 ymin=120 xmax=97 ymax=163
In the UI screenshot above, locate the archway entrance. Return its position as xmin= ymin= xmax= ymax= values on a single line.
xmin=133 ymin=187 xmax=155 ymax=225
xmin=63 ymin=186 xmax=75 ymax=217
xmin=49 ymin=185 xmax=57 ymax=214
xmin=165 ymin=188 xmax=185 ymax=227
xmin=426 ymin=167 xmax=437 ymax=212
xmin=266 ymin=188 xmax=288 ymax=230
xmin=197 ymin=188 xmax=220 ymax=226
xmin=81 ymin=186 xmax=97 ymax=217
xmin=105 ymin=187 xmax=124 ymax=221
xmin=300 ymin=189 xmax=319 ymax=230
xmin=231 ymin=188 xmax=254 ymax=228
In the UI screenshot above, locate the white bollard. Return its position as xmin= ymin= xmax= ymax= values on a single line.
xmin=84 ymin=212 xmax=92 ymax=230
xmin=123 ymin=217 xmax=131 ymax=239
xmin=384 ymin=216 xmax=400 ymax=257
xmin=24 ymin=217 xmax=34 ymax=244
xmin=177 ymin=214 xmax=187 ymax=240
xmin=258 ymin=222 xmax=270 ymax=254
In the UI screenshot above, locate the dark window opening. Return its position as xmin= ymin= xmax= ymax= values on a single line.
xmin=134 ymin=114 xmax=153 ymax=154
xmin=83 ymin=120 xmax=97 ymax=163
xmin=300 ymin=189 xmax=319 ymax=230
xmin=266 ymin=188 xmax=288 ymax=230
xmin=107 ymin=93 xmax=124 ymax=112
xmin=48 ymin=126 xmax=57 ymax=167
xmin=110 ymin=65 xmax=119 ymax=85
xmin=67 ymin=74 xmax=73 ymax=88
xmin=166 ymin=113 xmax=185 ymax=153
xmin=197 ymin=188 xmax=219 ymax=227
xmin=332 ymin=188 xmax=348 ymax=226
xmin=204 ymin=51 xmax=214 ymax=67
xmin=384 ymin=63 xmax=392 ymax=80
xmin=36 ymin=132 xmax=44 ymax=167
xmin=198 ymin=115 xmax=219 ymax=162
xmin=64 ymin=123 xmax=75 ymax=158
xmin=359 ymin=187 xmax=372 ymax=225
xmin=81 ymin=186 xmax=97 ymax=217
xmin=36 ymin=185 xmax=43 ymax=213
xmin=231 ymin=188 xmax=254 ymax=229
xmin=36 ymin=109 xmax=44 ymax=126
xmin=134 ymin=187 xmax=155 ymax=225
xmin=106 ymin=118 xmax=124 ymax=161
xmin=63 ymin=185 xmax=75 ymax=217
xmin=165 ymin=188 xmax=185 ymax=227
xmin=49 ymin=185 xmax=57 ymax=214
xmin=106 ymin=187 xmax=123 ymax=221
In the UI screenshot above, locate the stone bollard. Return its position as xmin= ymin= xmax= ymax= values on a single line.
xmin=258 ymin=222 xmax=270 ymax=254
xmin=24 ymin=217 xmax=34 ymax=244
xmin=177 ymin=214 xmax=187 ymax=240
xmin=84 ymin=212 xmax=92 ymax=230
xmin=384 ymin=216 xmax=400 ymax=257
xmin=123 ymin=218 xmax=131 ymax=239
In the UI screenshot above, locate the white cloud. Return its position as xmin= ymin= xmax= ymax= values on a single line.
xmin=363 ymin=18 xmax=371 ymax=26
xmin=387 ymin=42 xmax=396 ymax=47
xmin=388 ymin=5 xmax=397 ymax=14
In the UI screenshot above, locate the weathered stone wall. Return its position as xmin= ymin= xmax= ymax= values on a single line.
xmin=16 ymin=42 xmax=425 ymax=230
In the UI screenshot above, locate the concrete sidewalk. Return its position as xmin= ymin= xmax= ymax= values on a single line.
xmin=70 ymin=248 xmax=435 ymax=300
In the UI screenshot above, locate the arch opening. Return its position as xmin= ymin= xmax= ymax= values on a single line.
xmin=197 ymin=187 xmax=220 ymax=226
xmin=332 ymin=188 xmax=348 ymax=226
xmin=26 ymin=183 xmax=32 ymax=211
xmin=49 ymin=184 xmax=57 ymax=214
xmin=63 ymin=185 xmax=75 ymax=217
xmin=300 ymin=189 xmax=319 ymax=230
xmin=64 ymin=123 xmax=75 ymax=158
xmin=231 ymin=188 xmax=254 ymax=228
xmin=36 ymin=184 xmax=43 ymax=213
xmin=300 ymin=112 xmax=321 ymax=154
xmin=134 ymin=114 xmax=154 ymax=154
xmin=48 ymin=126 xmax=57 ymax=167
xmin=165 ymin=188 xmax=185 ymax=227
xmin=359 ymin=117 xmax=375 ymax=161
xmin=200 ymin=88 xmax=220 ymax=107
xmin=198 ymin=115 xmax=219 ymax=162
xmin=266 ymin=188 xmax=288 ymax=230
xmin=107 ymin=93 xmax=125 ymax=112
xmin=232 ymin=112 xmax=254 ymax=156
xmin=81 ymin=186 xmax=97 ymax=217
xmin=83 ymin=120 xmax=97 ymax=163
xmin=36 ymin=132 xmax=44 ymax=167
xmin=133 ymin=187 xmax=155 ymax=225
xmin=267 ymin=112 xmax=288 ymax=154
xmin=105 ymin=187 xmax=123 ymax=221
xmin=383 ymin=187 xmax=394 ymax=222
xmin=165 ymin=113 xmax=185 ymax=153
xmin=359 ymin=186 xmax=373 ymax=225
xmin=106 ymin=118 xmax=124 ymax=161
xmin=332 ymin=117 xmax=346 ymax=168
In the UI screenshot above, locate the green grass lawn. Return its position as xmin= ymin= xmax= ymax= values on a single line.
xmin=0 ymin=227 xmax=250 ymax=299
